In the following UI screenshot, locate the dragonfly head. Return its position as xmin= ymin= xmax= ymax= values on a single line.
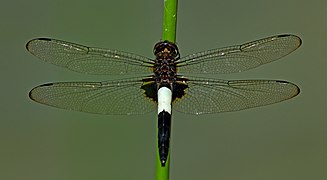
xmin=153 ymin=40 xmax=180 ymax=59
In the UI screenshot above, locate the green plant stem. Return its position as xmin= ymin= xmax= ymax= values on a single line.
xmin=162 ymin=0 xmax=178 ymax=43
xmin=155 ymin=149 xmax=170 ymax=180
xmin=156 ymin=0 xmax=178 ymax=180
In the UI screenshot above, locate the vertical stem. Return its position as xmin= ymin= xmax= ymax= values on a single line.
xmin=162 ymin=0 xmax=178 ymax=43
xmin=156 ymin=0 xmax=178 ymax=180
xmin=155 ymin=149 xmax=170 ymax=180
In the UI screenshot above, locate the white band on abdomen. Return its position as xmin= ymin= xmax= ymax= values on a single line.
xmin=157 ymin=87 xmax=172 ymax=114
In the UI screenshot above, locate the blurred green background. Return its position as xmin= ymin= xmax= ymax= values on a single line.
xmin=1 ymin=0 xmax=326 ymax=179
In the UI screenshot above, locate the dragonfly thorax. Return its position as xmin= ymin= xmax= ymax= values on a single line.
xmin=153 ymin=41 xmax=180 ymax=86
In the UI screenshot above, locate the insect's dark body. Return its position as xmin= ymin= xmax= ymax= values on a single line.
xmin=141 ymin=41 xmax=188 ymax=102
xmin=141 ymin=41 xmax=188 ymax=166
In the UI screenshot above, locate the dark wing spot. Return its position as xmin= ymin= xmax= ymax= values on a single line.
xmin=141 ymin=82 xmax=158 ymax=102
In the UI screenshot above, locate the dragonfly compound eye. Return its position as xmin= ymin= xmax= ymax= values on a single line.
xmin=153 ymin=40 xmax=180 ymax=59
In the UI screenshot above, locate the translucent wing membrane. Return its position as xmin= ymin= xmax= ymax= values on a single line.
xmin=26 ymin=38 xmax=154 ymax=75
xmin=177 ymin=34 xmax=301 ymax=74
xmin=27 ymin=35 xmax=301 ymax=115
xmin=173 ymin=77 xmax=300 ymax=114
xmin=29 ymin=78 xmax=156 ymax=115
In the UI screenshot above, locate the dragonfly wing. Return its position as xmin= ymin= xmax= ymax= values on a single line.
xmin=26 ymin=38 xmax=154 ymax=75
xmin=173 ymin=77 xmax=300 ymax=114
xmin=177 ymin=34 xmax=301 ymax=74
xmin=29 ymin=78 xmax=156 ymax=115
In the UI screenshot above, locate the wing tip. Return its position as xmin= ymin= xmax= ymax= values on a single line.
xmin=29 ymin=83 xmax=54 ymax=101
xmin=26 ymin=38 xmax=52 ymax=51
xmin=26 ymin=39 xmax=34 ymax=51
xmin=276 ymin=80 xmax=300 ymax=98
xmin=277 ymin=34 xmax=302 ymax=48
xmin=292 ymin=83 xmax=301 ymax=97
xmin=28 ymin=88 xmax=36 ymax=101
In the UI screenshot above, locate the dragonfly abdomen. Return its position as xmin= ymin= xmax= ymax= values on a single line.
xmin=158 ymin=110 xmax=171 ymax=167
xmin=157 ymin=87 xmax=172 ymax=166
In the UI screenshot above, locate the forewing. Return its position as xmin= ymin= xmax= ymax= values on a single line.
xmin=26 ymin=38 xmax=153 ymax=75
xmin=177 ymin=34 xmax=301 ymax=74
xmin=173 ymin=77 xmax=300 ymax=114
xmin=29 ymin=78 xmax=156 ymax=115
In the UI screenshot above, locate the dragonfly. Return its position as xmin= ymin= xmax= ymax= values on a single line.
xmin=26 ymin=34 xmax=301 ymax=166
